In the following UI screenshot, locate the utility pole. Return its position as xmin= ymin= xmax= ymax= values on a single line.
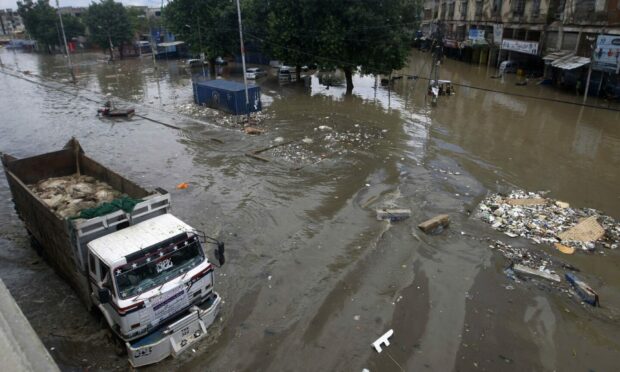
xmin=55 ymin=0 xmax=75 ymax=82
xmin=235 ymin=0 xmax=250 ymax=117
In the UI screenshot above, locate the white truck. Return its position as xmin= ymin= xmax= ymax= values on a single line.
xmin=1 ymin=138 xmax=225 ymax=367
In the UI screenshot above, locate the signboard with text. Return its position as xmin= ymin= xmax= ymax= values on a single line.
xmin=592 ymin=35 xmax=620 ymax=73
xmin=468 ymin=29 xmax=485 ymax=41
xmin=501 ymin=39 xmax=539 ymax=55
xmin=493 ymin=24 xmax=503 ymax=45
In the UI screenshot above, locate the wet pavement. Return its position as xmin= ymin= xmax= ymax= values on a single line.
xmin=1 ymin=48 xmax=619 ymax=371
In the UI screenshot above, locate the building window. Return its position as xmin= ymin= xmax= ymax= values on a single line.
xmin=553 ymin=0 xmax=566 ymax=20
xmin=475 ymin=0 xmax=483 ymax=17
xmin=492 ymin=0 xmax=503 ymax=15
xmin=512 ymin=0 xmax=525 ymax=16
xmin=461 ymin=1 xmax=468 ymax=19
xmin=532 ymin=0 xmax=541 ymax=17
xmin=448 ymin=2 xmax=455 ymax=19
xmin=441 ymin=2 xmax=447 ymax=19
xmin=575 ymin=0 xmax=595 ymax=13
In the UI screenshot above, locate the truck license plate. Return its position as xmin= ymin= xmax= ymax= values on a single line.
xmin=171 ymin=320 xmax=205 ymax=354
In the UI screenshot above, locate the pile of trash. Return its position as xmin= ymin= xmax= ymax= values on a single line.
xmin=476 ymin=190 xmax=620 ymax=252
xmin=264 ymin=124 xmax=387 ymax=166
xmin=174 ymin=103 xmax=272 ymax=129
xmin=29 ymin=174 xmax=122 ymax=219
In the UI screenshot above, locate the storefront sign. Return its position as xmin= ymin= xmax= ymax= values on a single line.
xmin=468 ymin=29 xmax=485 ymax=41
xmin=493 ymin=24 xmax=503 ymax=45
xmin=501 ymin=39 xmax=539 ymax=55
xmin=592 ymin=34 xmax=620 ymax=73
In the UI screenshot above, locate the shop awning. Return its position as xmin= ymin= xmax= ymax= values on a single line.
xmin=543 ymin=50 xmax=572 ymax=62
xmin=157 ymin=41 xmax=185 ymax=47
xmin=551 ymin=54 xmax=591 ymax=70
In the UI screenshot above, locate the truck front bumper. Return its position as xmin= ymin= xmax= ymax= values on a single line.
xmin=127 ymin=292 xmax=221 ymax=368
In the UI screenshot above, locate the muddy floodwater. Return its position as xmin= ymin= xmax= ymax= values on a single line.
xmin=1 ymin=48 xmax=619 ymax=371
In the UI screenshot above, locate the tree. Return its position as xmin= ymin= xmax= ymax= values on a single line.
xmin=256 ymin=0 xmax=314 ymax=81
xmin=249 ymin=0 xmax=419 ymax=93
xmin=61 ymin=15 xmax=85 ymax=41
xmin=163 ymin=0 xmax=238 ymax=76
xmin=17 ymin=0 xmax=60 ymax=52
xmin=85 ymin=0 xmax=133 ymax=60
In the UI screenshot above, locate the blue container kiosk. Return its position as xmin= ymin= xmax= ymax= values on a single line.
xmin=192 ymin=79 xmax=262 ymax=115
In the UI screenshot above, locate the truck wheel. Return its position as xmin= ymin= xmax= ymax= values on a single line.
xmin=105 ymin=329 xmax=127 ymax=356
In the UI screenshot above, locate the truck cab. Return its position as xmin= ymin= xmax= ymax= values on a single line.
xmin=87 ymin=214 xmax=221 ymax=367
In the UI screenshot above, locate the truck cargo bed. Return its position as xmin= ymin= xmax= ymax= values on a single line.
xmin=2 ymin=138 xmax=171 ymax=309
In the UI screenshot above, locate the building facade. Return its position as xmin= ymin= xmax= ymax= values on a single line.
xmin=0 ymin=9 xmax=24 ymax=37
xmin=422 ymin=0 xmax=620 ymax=96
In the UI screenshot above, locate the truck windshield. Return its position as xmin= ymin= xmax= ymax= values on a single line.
xmin=114 ymin=238 xmax=204 ymax=299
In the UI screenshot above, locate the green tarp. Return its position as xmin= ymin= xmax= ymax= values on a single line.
xmin=75 ymin=196 xmax=142 ymax=219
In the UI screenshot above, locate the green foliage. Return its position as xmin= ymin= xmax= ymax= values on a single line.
xmin=163 ymin=0 xmax=238 ymax=60
xmin=127 ymin=7 xmax=150 ymax=35
xmin=61 ymin=15 xmax=85 ymax=41
xmin=17 ymin=0 xmax=60 ymax=48
xmin=243 ymin=0 xmax=420 ymax=91
xmin=85 ymin=0 xmax=133 ymax=57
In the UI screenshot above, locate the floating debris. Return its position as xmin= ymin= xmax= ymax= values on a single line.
xmin=418 ymin=214 xmax=450 ymax=234
xmin=243 ymin=126 xmax=264 ymax=135
xmin=371 ymin=329 xmax=394 ymax=353
xmin=376 ymin=208 xmax=411 ymax=222
xmin=565 ymin=273 xmax=599 ymax=306
xmin=475 ymin=190 xmax=620 ymax=252
xmin=513 ymin=264 xmax=561 ymax=283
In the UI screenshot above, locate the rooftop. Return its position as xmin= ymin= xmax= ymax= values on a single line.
xmin=88 ymin=214 xmax=194 ymax=266
xmin=195 ymin=79 xmax=257 ymax=92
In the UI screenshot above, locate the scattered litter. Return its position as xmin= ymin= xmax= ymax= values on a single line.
xmin=476 ymin=190 xmax=620 ymax=252
xmin=371 ymin=329 xmax=394 ymax=353
xmin=554 ymin=242 xmax=575 ymax=255
xmin=376 ymin=208 xmax=411 ymax=221
xmin=302 ymin=137 xmax=314 ymax=144
xmin=176 ymin=182 xmax=189 ymax=190
xmin=512 ymin=264 xmax=561 ymax=283
xmin=506 ymin=198 xmax=546 ymax=206
xmin=29 ymin=174 xmax=121 ymax=219
xmin=498 ymin=355 xmax=514 ymax=364
xmin=317 ymin=125 xmax=332 ymax=131
xmin=274 ymin=137 xmax=284 ymax=143
xmin=354 ymin=315 xmax=360 ymax=321
xmin=244 ymin=126 xmax=264 ymax=135
xmin=565 ymin=273 xmax=599 ymax=306
xmin=418 ymin=214 xmax=450 ymax=234
xmin=557 ymin=216 xmax=605 ymax=243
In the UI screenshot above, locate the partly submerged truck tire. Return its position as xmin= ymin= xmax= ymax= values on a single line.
xmin=105 ymin=328 xmax=128 ymax=357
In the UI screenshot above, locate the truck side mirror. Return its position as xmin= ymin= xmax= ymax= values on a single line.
xmin=98 ymin=288 xmax=110 ymax=304
xmin=214 ymin=242 xmax=225 ymax=266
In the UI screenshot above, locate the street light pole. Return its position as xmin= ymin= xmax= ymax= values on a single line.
xmin=55 ymin=0 xmax=75 ymax=82
xmin=235 ymin=0 xmax=250 ymax=116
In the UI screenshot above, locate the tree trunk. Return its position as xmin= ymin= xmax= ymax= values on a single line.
xmin=119 ymin=43 xmax=124 ymax=60
xmin=343 ymin=66 xmax=354 ymax=94
xmin=296 ymin=65 xmax=302 ymax=82
xmin=108 ymin=46 xmax=114 ymax=61
xmin=208 ymin=57 xmax=216 ymax=77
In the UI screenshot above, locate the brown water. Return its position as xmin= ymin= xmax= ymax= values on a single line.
xmin=1 ymin=48 xmax=619 ymax=371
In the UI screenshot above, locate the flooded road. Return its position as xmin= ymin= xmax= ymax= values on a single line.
xmin=1 ymin=48 xmax=619 ymax=371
